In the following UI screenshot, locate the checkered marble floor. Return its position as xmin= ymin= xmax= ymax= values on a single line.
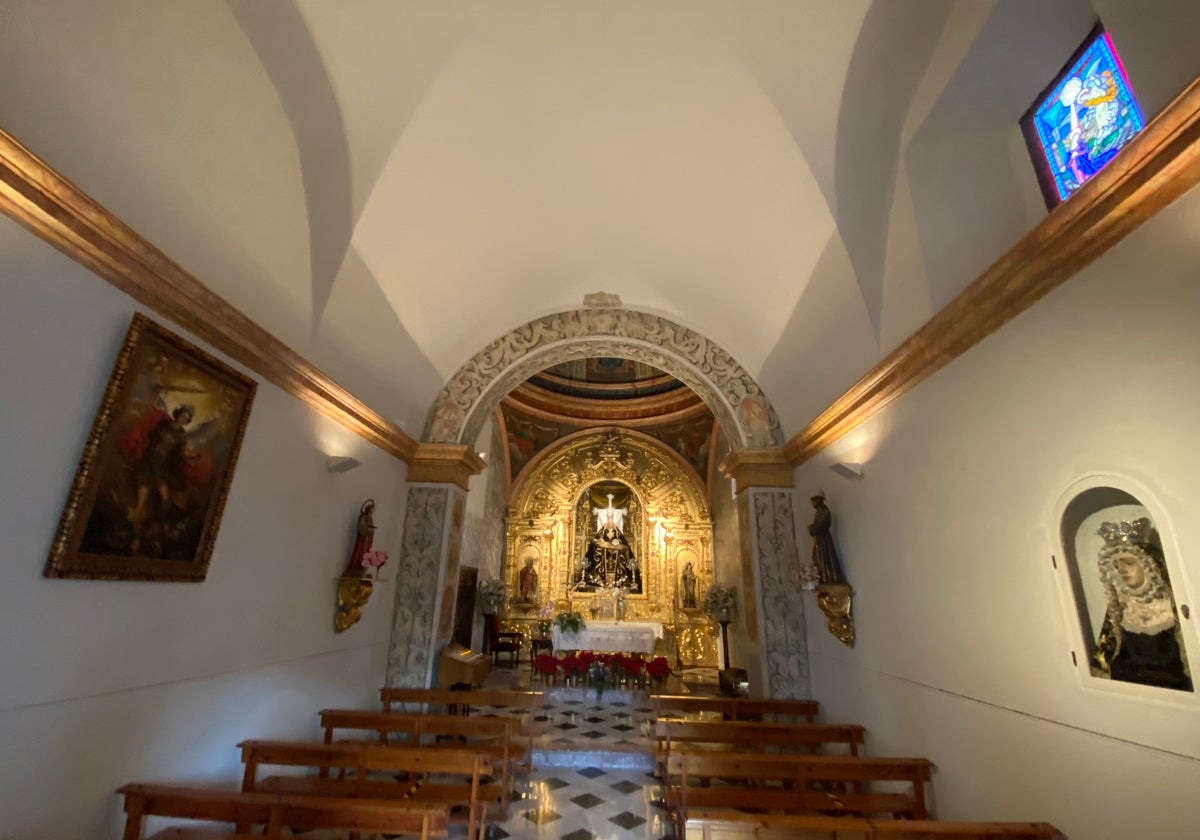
xmin=422 ymin=668 xmax=725 ymax=839
xmin=488 ymin=764 xmax=675 ymax=840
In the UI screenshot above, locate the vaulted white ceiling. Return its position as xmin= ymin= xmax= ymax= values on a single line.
xmin=1 ymin=0 xmax=1125 ymax=439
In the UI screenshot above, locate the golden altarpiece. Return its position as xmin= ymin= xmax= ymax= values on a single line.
xmin=503 ymin=429 xmax=718 ymax=666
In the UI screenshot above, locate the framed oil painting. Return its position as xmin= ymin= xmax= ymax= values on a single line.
xmin=44 ymin=313 xmax=256 ymax=582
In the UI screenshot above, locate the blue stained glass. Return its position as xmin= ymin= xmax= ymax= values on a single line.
xmin=1030 ymin=30 xmax=1144 ymax=203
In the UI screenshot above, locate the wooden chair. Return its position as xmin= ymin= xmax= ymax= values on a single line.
xmin=486 ymin=614 xmax=521 ymax=667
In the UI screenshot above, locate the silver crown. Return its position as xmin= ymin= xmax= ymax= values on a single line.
xmin=1098 ymin=518 xmax=1155 ymax=548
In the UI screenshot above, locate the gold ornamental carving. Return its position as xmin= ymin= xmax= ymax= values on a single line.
xmin=335 ymin=577 xmax=374 ymax=633
xmin=816 ymin=583 xmax=855 ymax=647
xmin=505 ymin=428 xmax=716 ymax=665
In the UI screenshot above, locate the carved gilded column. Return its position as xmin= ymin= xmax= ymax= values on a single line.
xmin=385 ymin=446 xmax=485 ymax=688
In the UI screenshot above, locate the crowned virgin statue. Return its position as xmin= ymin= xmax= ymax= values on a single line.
xmin=579 ymin=494 xmax=641 ymax=593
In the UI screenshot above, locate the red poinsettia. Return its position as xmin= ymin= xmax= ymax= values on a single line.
xmin=621 ymin=655 xmax=645 ymax=677
xmin=646 ymin=657 xmax=671 ymax=679
xmin=533 ymin=653 xmax=559 ymax=677
xmin=560 ymin=654 xmax=587 ymax=677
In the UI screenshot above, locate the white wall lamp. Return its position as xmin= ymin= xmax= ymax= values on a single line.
xmin=327 ymin=455 xmax=362 ymax=474
xmin=829 ymin=462 xmax=864 ymax=481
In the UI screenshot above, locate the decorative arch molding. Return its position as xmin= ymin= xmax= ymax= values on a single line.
xmin=423 ymin=306 xmax=785 ymax=449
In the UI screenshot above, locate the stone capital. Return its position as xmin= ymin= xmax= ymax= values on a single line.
xmin=718 ymin=448 xmax=794 ymax=490
xmin=407 ymin=444 xmax=487 ymax=490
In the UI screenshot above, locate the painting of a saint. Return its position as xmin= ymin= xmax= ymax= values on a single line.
xmin=45 ymin=314 xmax=256 ymax=581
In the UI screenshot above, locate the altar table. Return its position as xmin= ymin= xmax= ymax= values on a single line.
xmin=552 ymin=620 xmax=664 ymax=654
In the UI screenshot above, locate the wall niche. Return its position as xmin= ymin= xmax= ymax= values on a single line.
xmin=1058 ymin=483 xmax=1193 ymax=693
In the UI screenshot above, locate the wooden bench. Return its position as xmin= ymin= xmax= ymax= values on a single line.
xmin=319 ymin=708 xmax=518 ymax=808
xmin=653 ymin=694 xmax=820 ymax=723
xmin=239 ymin=740 xmax=496 ymax=840
xmin=379 ymin=687 xmax=543 ymax=716
xmin=654 ymin=720 xmax=866 ymax=776
xmin=665 ymin=751 xmax=935 ymax=826
xmin=684 ymin=811 xmax=1062 ymax=840
xmin=118 ymin=782 xmax=449 ymax=840
xmin=379 ymin=687 xmax=543 ymax=769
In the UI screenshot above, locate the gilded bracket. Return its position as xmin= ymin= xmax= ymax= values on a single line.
xmin=816 ymin=583 xmax=855 ymax=647
xmin=335 ymin=576 xmax=374 ymax=633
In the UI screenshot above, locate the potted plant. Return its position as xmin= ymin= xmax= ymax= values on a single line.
xmin=478 ymin=577 xmax=507 ymax=616
xmin=702 ymin=583 xmax=738 ymax=622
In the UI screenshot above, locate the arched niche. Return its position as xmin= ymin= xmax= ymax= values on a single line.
xmin=1052 ymin=474 xmax=1195 ymax=696
xmin=422 ymin=306 xmax=784 ymax=449
xmin=504 ymin=427 xmax=714 ymax=633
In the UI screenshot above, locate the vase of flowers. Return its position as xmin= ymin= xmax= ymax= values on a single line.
xmin=360 ymin=549 xmax=388 ymax=579
xmin=702 ymin=583 xmax=738 ymax=623
xmin=478 ymin=577 xmax=507 ymax=616
xmin=537 ymin=601 xmax=554 ymax=636
xmin=555 ymin=610 xmax=586 ymax=634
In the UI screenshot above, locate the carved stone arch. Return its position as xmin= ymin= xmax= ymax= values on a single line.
xmin=422 ymin=307 xmax=785 ymax=449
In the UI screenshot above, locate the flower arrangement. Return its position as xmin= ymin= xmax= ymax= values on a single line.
xmin=477 ymin=577 xmax=507 ymax=614
xmin=538 ymin=601 xmax=555 ymax=635
xmin=555 ymin=610 xmax=586 ymax=634
xmin=703 ymin=583 xmax=738 ymax=620
xmin=360 ymin=549 xmax=388 ymax=577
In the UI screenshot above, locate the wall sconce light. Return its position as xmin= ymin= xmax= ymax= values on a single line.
xmin=829 ymin=462 xmax=864 ymax=480
xmin=327 ymin=455 xmax=362 ymax=473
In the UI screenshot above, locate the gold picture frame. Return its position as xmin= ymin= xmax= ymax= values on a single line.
xmin=44 ymin=313 xmax=256 ymax=582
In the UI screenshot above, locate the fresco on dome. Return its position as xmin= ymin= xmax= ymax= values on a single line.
xmin=501 ymin=402 xmax=715 ymax=485
xmin=1022 ymin=27 xmax=1143 ymax=207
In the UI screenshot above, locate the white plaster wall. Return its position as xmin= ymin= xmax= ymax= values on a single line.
xmin=0 ymin=217 xmax=408 ymax=840
xmin=795 ymin=184 xmax=1200 ymax=839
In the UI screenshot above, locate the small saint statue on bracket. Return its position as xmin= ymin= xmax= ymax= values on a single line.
xmin=809 ymin=494 xmax=855 ymax=647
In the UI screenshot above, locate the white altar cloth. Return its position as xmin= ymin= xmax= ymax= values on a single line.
xmin=552 ymin=620 xmax=664 ymax=654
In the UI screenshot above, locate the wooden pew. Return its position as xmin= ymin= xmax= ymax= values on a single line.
xmin=654 ymin=720 xmax=866 ymax=776
xmin=118 ymin=783 xmax=449 ymax=840
xmin=666 ymin=751 xmax=935 ymax=824
xmin=378 ymin=687 xmax=543 ymax=769
xmin=653 ymin=694 xmax=820 ymax=723
xmin=684 ymin=812 xmax=1062 ymax=840
xmin=379 ymin=687 xmax=542 ymax=716
xmin=239 ymin=740 xmax=496 ymax=840
xmin=319 ymin=708 xmax=517 ymax=810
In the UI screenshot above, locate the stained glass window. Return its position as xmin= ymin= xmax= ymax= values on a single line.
xmin=1022 ymin=26 xmax=1144 ymax=208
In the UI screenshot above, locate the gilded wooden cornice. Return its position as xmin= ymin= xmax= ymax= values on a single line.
xmin=0 ymin=128 xmax=417 ymax=462
xmin=406 ymin=444 xmax=487 ymax=490
xmin=786 ymin=73 xmax=1200 ymax=467
xmin=718 ymin=448 xmax=794 ymax=490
